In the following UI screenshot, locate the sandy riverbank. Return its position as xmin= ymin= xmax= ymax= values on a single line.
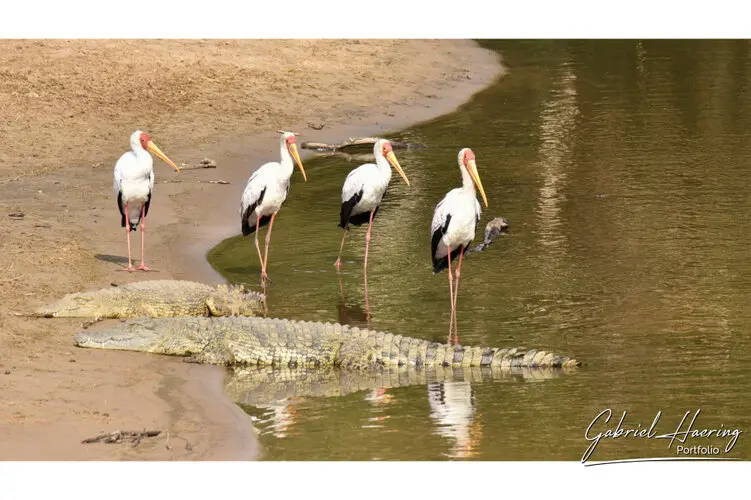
xmin=0 ymin=39 xmax=502 ymax=460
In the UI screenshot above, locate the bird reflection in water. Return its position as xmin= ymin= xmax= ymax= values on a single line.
xmin=363 ymin=387 xmax=394 ymax=427
xmin=259 ymin=398 xmax=303 ymax=439
xmin=338 ymin=273 xmax=393 ymax=413
xmin=428 ymin=381 xmax=482 ymax=459
xmin=337 ymin=272 xmax=372 ymax=329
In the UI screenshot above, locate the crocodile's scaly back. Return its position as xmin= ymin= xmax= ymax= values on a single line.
xmin=74 ymin=316 xmax=582 ymax=370
xmin=35 ymin=280 xmax=265 ymax=319
xmin=205 ymin=284 xmax=266 ymax=317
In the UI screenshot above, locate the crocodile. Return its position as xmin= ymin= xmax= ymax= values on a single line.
xmin=73 ymin=316 xmax=582 ymax=370
xmin=34 ymin=280 xmax=265 ymax=319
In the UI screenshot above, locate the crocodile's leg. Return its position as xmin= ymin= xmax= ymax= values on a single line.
xmin=261 ymin=212 xmax=276 ymax=283
xmin=334 ymin=225 xmax=348 ymax=270
xmin=447 ymin=247 xmax=455 ymax=344
xmin=120 ymin=203 xmax=136 ymax=273
xmin=363 ymin=210 xmax=375 ymax=281
xmin=451 ymin=248 xmax=465 ymax=345
xmin=135 ymin=205 xmax=151 ymax=272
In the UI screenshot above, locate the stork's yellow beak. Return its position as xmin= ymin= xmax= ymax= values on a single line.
xmin=386 ymin=151 xmax=409 ymax=186
xmin=146 ymin=141 xmax=180 ymax=172
xmin=289 ymin=143 xmax=307 ymax=181
xmin=467 ymin=159 xmax=487 ymax=207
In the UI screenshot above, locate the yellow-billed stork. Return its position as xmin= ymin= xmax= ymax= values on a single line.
xmin=240 ymin=130 xmax=307 ymax=285
xmin=335 ymin=138 xmax=409 ymax=280
xmin=113 ymin=130 xmax=179 ymax=272
xmin=430 ymin=148 xmax=488 ymax=344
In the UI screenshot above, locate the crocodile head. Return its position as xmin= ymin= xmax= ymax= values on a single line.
xmin=205 ymin=284 xmax=265 ymax=317
xmin=73 ymin=318 xmax=212 ymax=356
xmin=73 ymin=319 xmax=164 ymax=352
xmin=34 ymin=292 xmax=106 ymax=319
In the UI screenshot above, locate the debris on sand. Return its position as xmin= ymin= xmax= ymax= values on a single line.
xmin=177 ymin=158 xmax=217 ymax=170
xmin=81 ymin=430 xmax=162 ymax=447
xmin=198 ymin=157 xmax=217 ymax=168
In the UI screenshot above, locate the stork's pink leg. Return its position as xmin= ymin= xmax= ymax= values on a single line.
xmin=261 ymin=213 xmax=276 ymax=283
xmin=451 ymin=249 xmax=465 ymax=345
xmin=334 ymin=226 xmax=348 ymax=270
xmin=120 ymin=202 xmax=136 ymax=272
xmin=447 ymin=248 xmax=455 ymax=344
xmin=136 ymin=205 xmax=151 ymax=271
xmin=261 ymin=280 xmax=268 ymax=315
xmin=254 ymin=218 xmax=265 ymax=284
xmin=363 ymin=211 xmax=375 ymax=282
xmin=364 ymin=272 xmax=372 ymax=329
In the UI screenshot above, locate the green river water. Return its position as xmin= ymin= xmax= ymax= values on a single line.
xmin=208 ymin=40 xmax=751 ymax=461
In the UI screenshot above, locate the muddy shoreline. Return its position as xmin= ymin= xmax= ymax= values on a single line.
xmin=0 ymin=40 xmax=503 ymax=460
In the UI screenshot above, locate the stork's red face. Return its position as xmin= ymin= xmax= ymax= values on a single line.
xmin=462 ymin=148 xmax=476 ymax=166
xmin=285 ymin=135 xmax=296 ymax=147
xmin=139 ymin=132 xmax=152 ymax=150
xmin=381 ymin=141 xmax=393 ymax=157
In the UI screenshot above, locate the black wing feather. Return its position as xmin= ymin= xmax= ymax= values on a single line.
xmin=117 ymin=191 xmax=126 ymax=228
xmin=241 ymin=187 xmax=266 ymax=236
xmin=348 ymin=205 xmax=379 ymax=226
xmin=144 ymin=191 xmax=151 ymax=219
xmin=431 ymin=214 xmax=452 ymax=274
xmin=339 ymin=189 xmax=363 ymax=228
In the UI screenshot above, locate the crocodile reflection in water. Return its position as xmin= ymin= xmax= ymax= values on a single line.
xmin=226 ymin=364 xmax=570 ymax=407
xmin=228 ymin=364 xmax=564 ymax=454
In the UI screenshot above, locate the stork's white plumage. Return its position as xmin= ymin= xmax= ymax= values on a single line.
xmin=334 ymin=139 xmax=409 ymax=279
xmin=113 ymin=130 xmax=179 ymax=272
xmin=430 ymin=148 xmax=488 ymax=344
xmin=240 ymin=131 xmax=306 ymax=285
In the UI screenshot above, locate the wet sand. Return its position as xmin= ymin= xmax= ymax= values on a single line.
xmin=0 ymin=39 xmax=503 ymax=460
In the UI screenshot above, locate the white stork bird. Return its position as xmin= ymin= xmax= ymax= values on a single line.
xmin=240 ymin=130 xmax=307 ymax=285
xmin=335 ymin=138 xmax=410 ymax=279
xmin=430 ymin=148 xmax=488 ymax=344
xmin=113 ymin=130 xmax=179 ymax=272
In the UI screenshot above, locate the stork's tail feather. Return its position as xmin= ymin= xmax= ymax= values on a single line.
xmin=241 ymin=219 xmax=253 ymax=236
xmin=346 ymin=210 xmax=375 ymax=227
xmin=117 ymin=192 xmax=139 ymax=230
xmin=122 ymin=214 xmax=141 ymax=231
xmin=242 ymin=215 xmax=271 ymax=236
xmin=432 ymin=256 xmax=449 ymax=274
xmin=432 ymin=245 xmax=469 ymax=274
